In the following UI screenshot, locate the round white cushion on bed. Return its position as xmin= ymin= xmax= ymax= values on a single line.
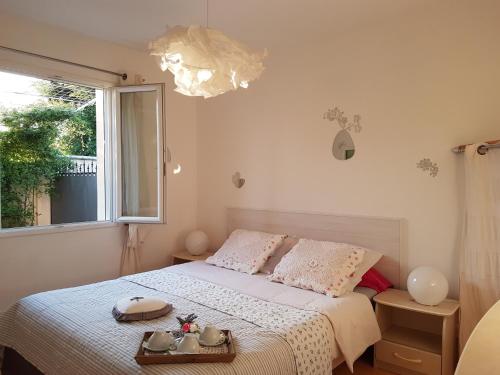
xmin=112 ymin=296 xmax=172 ymax=321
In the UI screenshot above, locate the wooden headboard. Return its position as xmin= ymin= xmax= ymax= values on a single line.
xmin=227 ymin=207 xmax=407 ymax=288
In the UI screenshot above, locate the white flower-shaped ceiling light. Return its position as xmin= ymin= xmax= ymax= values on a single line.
xmin=149 ymin=25 xmax=267 ymax=98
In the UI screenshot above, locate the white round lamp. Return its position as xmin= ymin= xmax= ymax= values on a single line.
xmin=185 ymin=230 xmax=209 ymax=256
xmin=407 ymin=266 xmax=449 ymax=306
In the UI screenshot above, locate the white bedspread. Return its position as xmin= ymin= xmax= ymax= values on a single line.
xmin=167 ymin=262 xmax=381 ymax=369
xmin=0 ymin=262 xmax=380 ymax=374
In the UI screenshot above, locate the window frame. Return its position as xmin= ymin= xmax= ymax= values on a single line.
xmin=0 ymin=63 xmax=116 ymax=237
xmin=0 ymin=221 xmax=120 ymax=239
xmin=111 ymin=83 xmax=166 ymax=224
xmin=0 ymin=70 xmax=113 ymax=238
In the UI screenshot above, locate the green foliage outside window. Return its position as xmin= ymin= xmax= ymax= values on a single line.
xmin=35 ymin=80 xmax=97 ymax=157
xmin=0 ymin=106 xmax=74 ymax=228
xmin=57 ymin=104 xmax=97 ymax=156
xmin=0 ymin=80 xmax=97 ymax=229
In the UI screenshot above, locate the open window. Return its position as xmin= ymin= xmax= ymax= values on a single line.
xmin=112 ymin=84 xmax=165 ymax=224
xmin=0 ymin=72 xmax=166 ymax=233
xmin=0 ymin=70 xmax=109 ymax=231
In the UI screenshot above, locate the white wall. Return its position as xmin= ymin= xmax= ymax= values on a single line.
xmin=0 ymin=13 xmax=198 ymax=310
xmin=196 ymin=1 xmax=500 ymax=297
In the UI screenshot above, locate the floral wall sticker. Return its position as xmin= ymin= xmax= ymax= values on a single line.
xmin=323 ymin=106 xmax=362 ymax=133
xmin=417 ymin=158 xmax=439 ymax=177
xmin=323 ymin=106 xmax=362 ymax=160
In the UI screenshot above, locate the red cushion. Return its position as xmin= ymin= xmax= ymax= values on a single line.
xmin=357 ymin=268 xmax=392 ymax=293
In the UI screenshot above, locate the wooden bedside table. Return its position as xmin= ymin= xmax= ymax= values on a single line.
xmin=373 ymin=289 xmax=459 ymax=375
xmin=171 ymin=250 xmax=214 ymax=265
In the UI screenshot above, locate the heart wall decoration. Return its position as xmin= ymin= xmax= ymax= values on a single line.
xmin=232 ymin=172 xmax=245 ymax=188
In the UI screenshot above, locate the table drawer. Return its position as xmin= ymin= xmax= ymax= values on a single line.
xmin=376 ymin=340 xmax=441 ymax=375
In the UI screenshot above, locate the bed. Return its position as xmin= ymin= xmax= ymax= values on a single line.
xmin=0 ymin=208 xmax=405 ymax=375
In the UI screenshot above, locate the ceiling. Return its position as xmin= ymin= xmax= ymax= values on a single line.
xmin=0 ymin=0 xmax=424 ymax=51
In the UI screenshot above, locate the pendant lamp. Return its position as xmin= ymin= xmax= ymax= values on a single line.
xmin=148 ymin=3 xmax=266 ymax=98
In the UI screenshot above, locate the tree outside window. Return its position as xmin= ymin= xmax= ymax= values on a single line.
xmin=0 ymin=74 xmax=98 ymax=229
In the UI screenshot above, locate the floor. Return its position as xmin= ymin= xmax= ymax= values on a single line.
xmin=335 ymin=361 xmax=394 ymax=375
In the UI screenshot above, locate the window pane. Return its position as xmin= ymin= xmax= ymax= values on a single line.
xmin=0 ymin=71 xmax=106 ymax=230
xmin=120 ymin=91 xmax=159 ymax=218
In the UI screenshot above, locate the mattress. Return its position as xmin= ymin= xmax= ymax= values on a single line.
xmin=0 ymin=262 xmax=380 ymax=375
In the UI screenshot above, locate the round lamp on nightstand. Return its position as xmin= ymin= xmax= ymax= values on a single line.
xmin=185 ymin=230 xmax=209 ymax=256
xmin=407 ymin=266 xmax=449 ymax=306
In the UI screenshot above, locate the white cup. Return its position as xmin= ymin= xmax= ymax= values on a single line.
xmin=147 ymin=331 xmax=175 ymax=351
xmin=177 ymin=333 xmax=200 ymax=354
xmin=199 ymin=325 xmax=222 ymax=345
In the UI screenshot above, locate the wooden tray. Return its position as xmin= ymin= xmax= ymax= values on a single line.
xmin=135 ymin=330 xmax=236 ymax=365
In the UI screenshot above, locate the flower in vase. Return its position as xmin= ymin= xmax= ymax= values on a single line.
xmin=189 ymin=323 xmax=199 ymax=333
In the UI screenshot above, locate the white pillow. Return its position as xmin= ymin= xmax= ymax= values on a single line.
xmin=270 ymin=238 xmax=366 ymax=297
xmin=344 ymin=248 xmax=383 ymax=291
xmin=206 ymin=229 xmax=286 ymax=274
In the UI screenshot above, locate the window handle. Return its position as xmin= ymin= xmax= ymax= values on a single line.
xmin=393 ymin=352 xmax=422 ymax=364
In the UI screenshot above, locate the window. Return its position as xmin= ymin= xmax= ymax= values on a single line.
xmin=113 ymin=84 xmax=165 ymax=223
xmin=0 ymin=70 xmax=165 ymax=232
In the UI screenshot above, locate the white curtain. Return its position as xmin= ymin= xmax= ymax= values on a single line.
xmin=121 ymin=93 xmax=140 ymax=216
xmin=120 ymin=224 xmax=142 ymax=276
xmin=120 ymin=91 xmax=158 ymax=218
xmin=459 ymin=144 xmax=500 ymax=350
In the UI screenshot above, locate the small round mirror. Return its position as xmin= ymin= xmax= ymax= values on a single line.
xmin=332 ymin=129 xmax=355 ymax=160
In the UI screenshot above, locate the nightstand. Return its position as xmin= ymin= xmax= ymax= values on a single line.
xmin=373 ymin=289 xmax=459 ymax=375
xmin=171 ymin=250 xmax=214 ymax=265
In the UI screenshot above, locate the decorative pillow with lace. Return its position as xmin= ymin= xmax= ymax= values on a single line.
xmin=270 ymin=238 xmax=366 ymax=297
xmin=206 ymin=229 xmax=287 ymax=274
